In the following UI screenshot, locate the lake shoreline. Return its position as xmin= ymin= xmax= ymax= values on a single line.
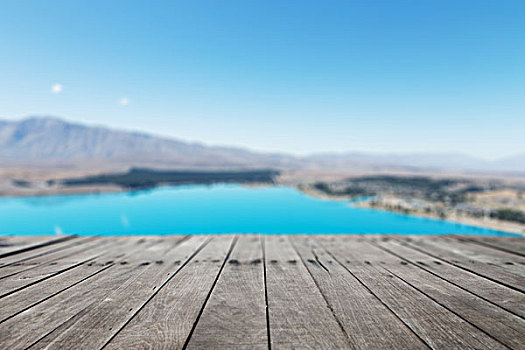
xmin=0 ymin=183 xmax=518 ymax=237
xmin=353 ymin=200 xmax=525 ymax=237
xmin=298 ymin=179 xmax=525 ymax=236
xmin=0 ymin=168 xmax=279 ymax=198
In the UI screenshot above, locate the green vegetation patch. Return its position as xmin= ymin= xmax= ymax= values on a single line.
xmin=490 ymin=208 xmax=525 ymax=224
xmin=62 ymin=168 xmax=279 ymax=189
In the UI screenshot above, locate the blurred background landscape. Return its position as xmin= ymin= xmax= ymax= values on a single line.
xmin=0 ymin=1 xmax=524 ymax=235
xmin=1 ymin=116 xmax=524 ymax=235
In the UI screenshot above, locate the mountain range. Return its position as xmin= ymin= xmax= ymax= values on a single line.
xmin=0 ymin=117 xmax=523 ymax=173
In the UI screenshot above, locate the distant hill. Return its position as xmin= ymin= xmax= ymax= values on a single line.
xmin=495 ymin=154 xmax=525 ymax=172
xmin=0 ymin=117 xmax=297 ymax=169
xmin=301 ymin=152 xmax=518 ymax=172
xmin=0 ymin=117 xmax=523 ymax=173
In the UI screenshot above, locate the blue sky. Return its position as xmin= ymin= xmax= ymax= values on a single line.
xmin=0 ymin=0 xmax=524 ymax=159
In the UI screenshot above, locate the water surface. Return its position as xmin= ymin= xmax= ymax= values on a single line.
xmin=0 ymin=184 xmax=517 ymax=236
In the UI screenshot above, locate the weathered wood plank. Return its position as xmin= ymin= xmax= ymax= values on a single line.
xmin=0 ymin=238 xmax=176 ymax=349
xmin=0 ymin=236 xmax=58 ymax=256
xmin=464 ymin=236 xmax=525 ymax=257
xmin=0 ymin=239 xmax=140 ymax=323
xmin=264 ymin=236 xmax=352 ymax=349
xmin=360 ymin=238 xmax=525 ymax=349
xmin=373 ymin=237 xmax=525 ymax=318
xmin=0 ymin=236 xmax=90 ymax=268
xmin=0 ymin=235 xmax=522 ymax=350
xmin=0 ymin=237 xmax=102 ymax=280
xmin=186 ymin=235 xmax=267 ymax=349
xmin=319 ymin=237 xmax=507 ymax=350
xmin=400 ymin=237 xmax=525 ymax=292
xmin=104 ymin=236 xmax=234 ymax=350
xmin=435 ymin=236 xmax=525 ymax=275
xmin=0 ymin=235 xmax=75 ymax=259
xmin=30 ymin=236 xmax=204 ymax=349
xmin=0 ymin=238 xmax=112 ymax=297
xmin=0 ymin=236 xmax=50 ymax=255
xmin=291 ymin=236 xmax=428 ymax=350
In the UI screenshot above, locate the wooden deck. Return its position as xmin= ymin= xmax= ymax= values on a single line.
xmin=0 ymin=235 xmax=524 ymax=349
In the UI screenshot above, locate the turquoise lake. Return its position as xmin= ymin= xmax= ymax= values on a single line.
xmin=0 ymin=184 xmax=518 ymax=236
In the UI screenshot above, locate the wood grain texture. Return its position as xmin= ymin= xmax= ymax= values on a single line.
xmin=0 ymin=236 xmax=90 ymax=268
xmin=186 ymin=235 xmax=267 ymax=349
xmin=465 ymin=236 xmax=525 ymax=257
xmin=319 ymin=237 xmax=508 ymax=350
xmin=0 ymin=236 xmax=75 ymax=259
xmin=0 ymin=237 xmax=97 ymax=278
xmin=373 ymin=237 xmax=525 ymax=318
xmin=0 ymin=238 xmax=108 ymax=296
xmin=0 ymin=239 xmax=139 ymax=323
xmin=434 ymin=236 xmax=525 ymax=275
xmin=360 ymin=239 xmax=524 ymax=349
xmin=264 ymin=235 xmax=352 ymax=349
xmin=400 ymin=236 xmax=525 ymax=292
xmin=0 ymin=239 xmax=169 ymax=349
xmin=0 ymin=235 xmax=522 ymax=350
xmin=291 ymin=236 xmax=428 ymax=350
xmin=30 ymin=236 xmax=203 ymax=349
xmin=0 ymin=236 xmax=51 ymax=255
xmin=104 ymin=236 xmax=234 ymax=350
